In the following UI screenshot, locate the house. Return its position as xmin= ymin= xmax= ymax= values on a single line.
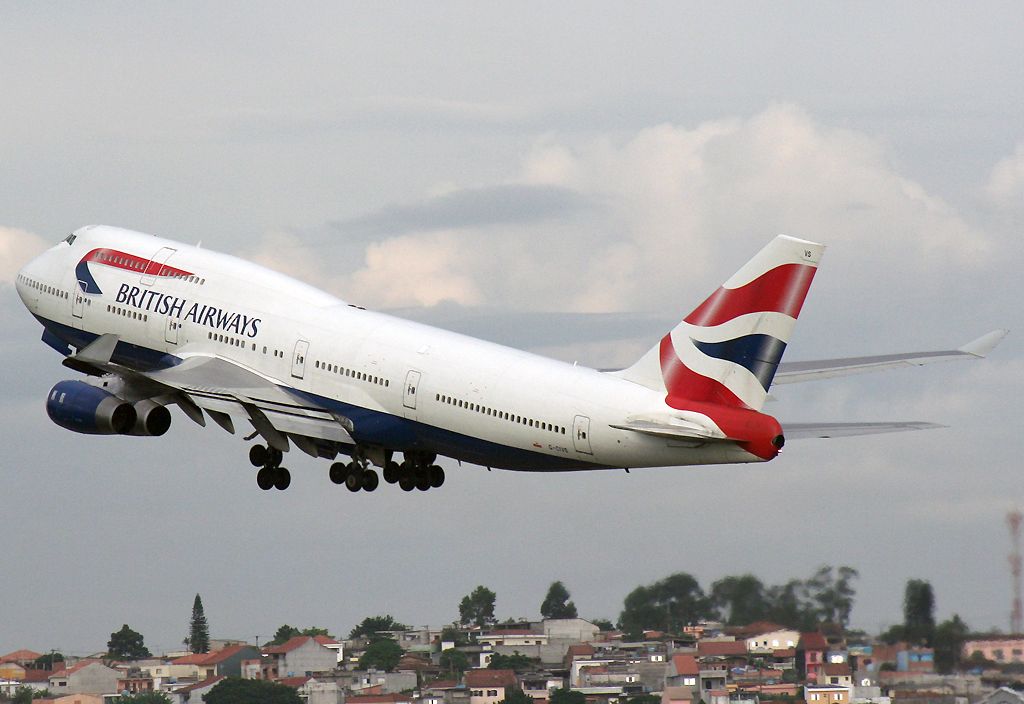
xmin=520 ymin=672 xmax=564 ymax=700
xmin=466 ymin=668 xmax=517 ymax=704
xmin=42 ymin=695 xmax=106 ymax=704
xmin=804 ymin=684 xmax=849 ymax=704
xmin=171 ymin=644 xmax=261 ymax=680
xmin=744 ymin=628 xmax=799 ymax=654
xmin=542 ymin=619 xmax=601 ymax=643
xmin=262 ymin=635 xmax=339 ymax=677
xmin=797 ymin=633 xmax=828 ymax=682
xmin=661 ymin=686 xmax=695 ymax=704
xmin=0 ymin=650 xmax=42 ymax=669
xmin=665 ymin=654 xmax=699 ymax=688
xmin=170 ymin=675 xmax=225 ymax=704
xmin=819 ymin=663 xmax=852 ymax=688
xmin=347 ymin=693 xmax=414 ymax=704
xmin=47 ymin=661 xmax=120 ymax=695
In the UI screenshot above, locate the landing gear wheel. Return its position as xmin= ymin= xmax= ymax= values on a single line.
xmin=383 ymin=461 xmax=400 ymax=484
xmin=398 ymin=463 xmax=415 ymax=491
xmin=362 ymin=469 xmax=379 ymax=492
xmin=329 ymin=462 xmax=347 ymax=485
xmin=345 ymin=462 xmax=364 ymax=492
xmin=273 ymin=467 xmax=291 ymax=491
xmin=266 ymin=447 xmax=283 ymax=468
xmin=256 ymin=467 xmax=275 ymax=491
xmin=429 ymin=465 xmax=445 ymax=488
xmin=415 ymin=467 xmax=431 ymax=491
xmin=249 ymin=444 xmax=268 ymax=468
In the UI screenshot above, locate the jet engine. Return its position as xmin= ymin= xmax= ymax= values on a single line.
xmin=46 ymin=380 xmax=136 ymax=435
xmin=129 ymin=399 xmax=172 ymax=436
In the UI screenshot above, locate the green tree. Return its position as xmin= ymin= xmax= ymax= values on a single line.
xmin=301 ymin=627 xmax=332 ymax=637
xmin=188 ymin=593 xmax=211 ymax=653
xmin=440 ymin=626 xmax=470 ymax=647
xmin=618 ymin=572 xmax=710 ymax=637
xmin=933 ymin=614 xmax=969 ymax=673
xmin=710 ymin=574 xmax=771 ymax=625
xmin=107 ymin=624 xmax=152 ymax=660
xmin=349 ymin=615 xmax=409 ymax=639
xmin=805 ymin=565 xmax=859 ymax=627
xmin=359 ymin=638 xmax=404 ymax=672
xmin=550 ymin=689 xmax=587 ymax=704
xmin=440 ymin=648 xmax=470 ymax=676
xmin=497 ymin=689 xmax=533 ymax=704
xmin=488 ymin=652 xmax=536 ymax=672
xmin=459 ymin=585 xmax=497 ymax=627
xmin=203 ymin=677 xmax=302 ymax=704
xmin=33 ymin=652 xmax=64 ymax=670
xmin=115 ymin=693 xmax=172 ymax=703
xmin=591 ymin=619 xmax=615 ymax=632
xmin=268 ymin=624 xmax=302 ymax=646
xmin=765 ymin=579 xmax=816 ymax=630
xmin=12 ymin=686 xmax=36 ymax=704
xmin=902 ymin=579 xmax=936 ymax=645
xmin=540 ymin=581 xmax=578 ymax=619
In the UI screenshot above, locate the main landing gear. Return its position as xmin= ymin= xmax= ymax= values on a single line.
xmin=329 ymin=452 xmax=445 ymax=493
xmin=249 ymin=444 xmax=291 ymax=491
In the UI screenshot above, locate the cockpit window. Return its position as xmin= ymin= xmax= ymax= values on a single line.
xmin=63 ymin=233 xmax=77 ymax=245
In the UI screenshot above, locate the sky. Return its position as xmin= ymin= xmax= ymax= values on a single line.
xmin=1 ymin=2 xmax=1023 ymax=656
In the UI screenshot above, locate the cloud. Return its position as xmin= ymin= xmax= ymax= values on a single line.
xmin=0 ymin=226 xmax=49 ymax=285
xmin=985 ymin=140 xmax=1024 ymax=213
xmin=333 ymin=183 xmax=592 ymax=238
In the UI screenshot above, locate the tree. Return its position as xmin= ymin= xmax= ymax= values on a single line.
xmin=203 ymin=677 xmax=302 ymax=704
xmin=349 ymin=615 xmax=409 ymax=639
xmin=33 ymin=652 xmax=64 ymax=670
xmin=301 ymin=627 xmax=332 ymax=637
xmin=618 ymin=572 xmax=711 ymax=637
xmin=710 ymin=574 xmax=771 ymax=625
xmin=540 ymin=581 xmax=578 ymax=619
xmin=497 ymin=690 xmax=533 ymax=704
xmin=902 ymin=579 xmax=936 ymax=645
xmin=13 ymin=687 xmax=37 ymax=704
xmin=358 ymin=638 xmax=404 ymax=672
xmin=488 ymin=652 xmax=536 ymax=672
xmin=187 ymin=593 xmax=210 ymax=653
xmin=805 ymin=565 xmax=859 ymax=627
xmin=550 ymin=689 xmax=587 ymax=704
xmin=440 ymin=626 xmax=470 ymax=647
xmin=107 ymin=624 xmax=152 ymax=660
xmin=459 ymin=585 xmax=497 ymax=627
xmin=440 ymin=648 xmax=470 ymax=676
xmin=591 ymin=619 xmax=615 ymax=632
xmin=115 ymin=693 xmax=172 ymax=703
xmin=933 ymin=614 xmax=969 ymax=673
xmin=268 ymin=624 xmax=302 ymax=646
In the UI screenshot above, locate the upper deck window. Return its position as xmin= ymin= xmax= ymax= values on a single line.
xmin=63 ymin=233 xmax=77 ymax=245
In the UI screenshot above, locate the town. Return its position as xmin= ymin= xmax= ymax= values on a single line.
xmin=2 ymin=575 xmax=1024 ymax=704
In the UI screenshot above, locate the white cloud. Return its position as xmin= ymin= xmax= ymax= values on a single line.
xmin=985 ymin=140 xmax=1024 ymax=212
xmin=0 ymin=226 xmax=49 ymax=285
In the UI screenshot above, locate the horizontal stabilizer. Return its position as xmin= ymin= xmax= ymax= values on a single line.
xmin=782 ymin=421 xmax=945 ymax=439
xmin=774 ymin=329 xmax=1008 ymax=385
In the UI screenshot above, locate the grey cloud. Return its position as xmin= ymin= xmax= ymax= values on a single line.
xmin=332 ymin=184 xmax=592 ymax=239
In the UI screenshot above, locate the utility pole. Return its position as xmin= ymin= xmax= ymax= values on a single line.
xmin=1008 ymin=509 xmax=1022 ymax=634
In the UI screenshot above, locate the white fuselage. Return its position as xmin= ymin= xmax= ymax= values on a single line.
xmin=16 ymin=226 xmax=763 ymax=471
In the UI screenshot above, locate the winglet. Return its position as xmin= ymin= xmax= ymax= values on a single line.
xmin=958 ymin=329 xmax=1009 ymax=357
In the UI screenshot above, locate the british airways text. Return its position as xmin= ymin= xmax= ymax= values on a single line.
xmin=115 ymin=283 xmax=261 ymax=337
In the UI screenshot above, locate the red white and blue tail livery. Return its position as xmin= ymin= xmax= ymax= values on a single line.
xmin=14 ymin=226 xmax=1006 ymax=493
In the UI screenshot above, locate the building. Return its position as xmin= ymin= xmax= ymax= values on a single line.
xmin=963 ymin=638 xmax=1024 ymax=665
xmin=466 ymin=668 xmax=517 ymax=704
xmin=171 ymin=644 xmax=261 ymax=680
xmin=261 ymin=635 xmax=339 ymax=677
xmin=798 ymin=633 xmax=829 ymax=683
xmin=820 ymin=663 xmax=852 ymax=688
xmin=48 ymin=661 xmax=120 ymax=696
xmin=170 ymin=675 xmax=225 ymax=704
xmin=804 ymin=684 xmax=849 ymax=704
xmin=745 ymin=628 xmax=800 ymax=654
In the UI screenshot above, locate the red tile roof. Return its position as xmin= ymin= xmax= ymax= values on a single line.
xmin=823 ymin=663 xmax=852 ymax=676
xmin=697 ymin=641 xmax=748 ymax=657
xmin=176 ymin=675 xmax=225 ymax=694
xmin=22 ymin=668 xmax=52 ymax=683
xmin=425 ymin=680 xmax=460 ymax=690
xmin=798 ymin=633 xmax=828 ymax=650
xmin=50 ymin=659 xmax=105 ymax=678
xmin=314 ymin=635 xmax=340 ymax=646
xmin=277 ymin=676 xmax=312 ymax=687
xmin=0 ymin=649 xmax=42 ymax=663
xmin=566 ymin=644 xmax=595 ymax=659
xmin=264 ymin=635 xmax=317 ymax=654
xmin=772 ymin=648 xmax=796 ymax=658
xmin=728 ymin=622 xmax=788 ymax=638
xmin=465 ymin=668 xmax=516 ymax=688
xmin=671 ymin=654 xmax=700 ymax=676
xmin=347 ymin=695 xmax=412 ymax=704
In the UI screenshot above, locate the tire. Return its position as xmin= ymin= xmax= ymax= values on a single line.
xmin=345 ymin=462 xmax=363 ymax=492
xmin=362 ymin=469 xmax=379 ymax=492
xmin=329 ymin=462 xmax=346 ymax=485
xmin=429 ymin=465 xmax=445 ymax=488
xmin=267 ymin=447 xmax=283 ymax=468
xmin=256 ymin=467 xmax=275 ymax=491
xmin=273 ymin=467 xmax=291 ymax=491
xmin=249 ymin=444 xmax=268 ymax=468
xmin=383 ymin=461 xmax=400 ymax=484
xmin=399 ymin=473 xmax=416 ymax=491
xmin=415 ymin=467 xmax=431 ymax=491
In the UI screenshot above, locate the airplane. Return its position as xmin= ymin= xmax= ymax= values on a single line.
xmin=14 ymin=225 xmax=1006 ymax=493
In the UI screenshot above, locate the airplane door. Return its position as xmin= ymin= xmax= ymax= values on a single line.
xmin=142 ymin=247 xmax=176 ymax=285
xmin=292 ymin=340 xmax=309 ymax=379
xmin=165 ymin=317 xmax=179 ymax=345
xmin=403 ymin=370 xmax=422 ymax=418
xmin=72 ymin=281 xmax=86 ymax=322
xmin=573 ymin=415 xmax=593 ymax=455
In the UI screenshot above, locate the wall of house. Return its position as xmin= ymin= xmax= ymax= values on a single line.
xmin=66 ymin=665 xmax=119 ymax=694
xmin=281 ymin=641 xmax=337 ymax=676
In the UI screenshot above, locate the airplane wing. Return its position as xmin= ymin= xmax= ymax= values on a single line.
xmin=781 ymin=421 xmax=944 ymax=439
xmin=773 ymin=329 xmax=1007 ymax=385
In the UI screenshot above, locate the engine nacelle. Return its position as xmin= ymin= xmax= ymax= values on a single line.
xmin=46 ymin=380 xmax=136 ymax=435
xmin=129 ymin=399 xmax=172 ymax=436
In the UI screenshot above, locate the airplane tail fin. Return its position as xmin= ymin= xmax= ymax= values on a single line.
xmin=615 ymin=235 xmax=825 ymax=411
